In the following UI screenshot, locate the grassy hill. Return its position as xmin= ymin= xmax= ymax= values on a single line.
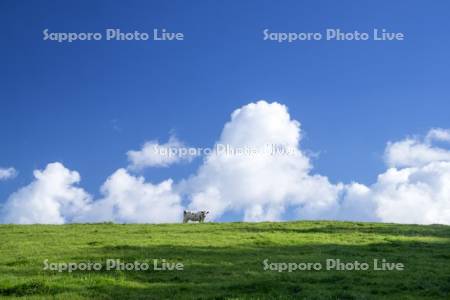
xmin=1 ymin=221 xmax=449 ymax=299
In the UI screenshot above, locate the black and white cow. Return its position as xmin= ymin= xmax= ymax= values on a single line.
xmin=183 ymin=210 xmax=209 ymax=223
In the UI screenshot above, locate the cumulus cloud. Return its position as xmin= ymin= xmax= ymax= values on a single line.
xmin=2 ymin=101 xmax=450 ymax=225
xmin=183 ymin=101 xmax=342 ymax=221
xmin=370 ymin=162 xmax=450 ymax=224
xmin=183 ymin=103 xmax=450 ymax=225
xmin=77 ymin=168 xmax=183 ymax=223
xmin=351 ymin=129 xmax=450 ymax=224
xmin=338 ymin=161 xmax=450 ymax=225
xmin=385 ymin=132 xmax=450 ymax=168
xmin=1 ymin=164 xmax=183 ymax=224
xmin=0 ymin=167 xmax=17 ymax=181
xmin=426 ymin=128 xmax=450 ymax=143
xmin=336 ymin=183 xmax=378 ymax=222
xmin=127 ymin=136 xmax=197 ymax=170
xmin=1 ymin=163 xmax=91 ymax=224
xmin=384 ymin=139 xmax=450 ymax=168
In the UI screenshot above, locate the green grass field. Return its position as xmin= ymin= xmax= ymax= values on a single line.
xmin=1 ymin=221 xmax=450 ymax=299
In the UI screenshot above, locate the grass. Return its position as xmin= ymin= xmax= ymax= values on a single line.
xmin=1 ymin=221 xmax=450 ymax=299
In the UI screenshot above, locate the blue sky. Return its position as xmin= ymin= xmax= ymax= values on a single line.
xmin=1 ymin=1 xmax=450 ymax=222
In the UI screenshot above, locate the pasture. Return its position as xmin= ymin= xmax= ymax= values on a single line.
xmin=1 ymin=221 xmax=449 ymax=299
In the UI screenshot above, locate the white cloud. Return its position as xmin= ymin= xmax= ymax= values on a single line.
xmin=384 ymin=131 xmax=450 ymax=168
xmin=338 ymin=161 xmax=450 ymax=225
xmin=77 ymin=168 xmax=183 ymax=223
xmin=337 ymin=183 xmax=378 ymax=222
xmin=0 ymin=167 xmax=17 ymax=181
xmin=370 ymin=162 xmax=450 ymax=224
xmin=183 ymin=101 xmax=342 ymax=221
xmin=2 ymin=102 xmax=450 ymax=225
xmin=183 ymin=103 xmax=450 ymax=225
xmin=353 ymin=129 xmax=450 ymax=225
xmin=127 ymin=136 xmax=196 ymax=170
xmin=1 ymin=164 xmax=183 ymax=224
xmin=426 ymin=128 xmax=450 ymax=143
xmin=1 ymin=163 xmax=91 ymax=224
